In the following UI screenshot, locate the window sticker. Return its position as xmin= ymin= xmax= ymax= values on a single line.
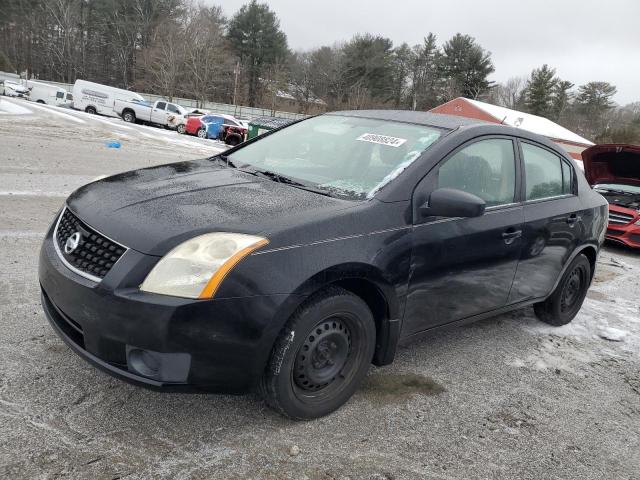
xmin=356 ymin=133 xmax=407 ymax=147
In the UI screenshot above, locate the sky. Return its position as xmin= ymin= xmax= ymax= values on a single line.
xmin=211 ymin=0 xmax=640 ymax=105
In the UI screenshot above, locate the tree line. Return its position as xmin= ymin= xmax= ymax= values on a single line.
xmin=1 ymin=0 xmax=638 ymax=142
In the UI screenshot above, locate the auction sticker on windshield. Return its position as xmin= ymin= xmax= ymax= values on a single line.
xmin=357 ymin=133 xmax=407 ymax=147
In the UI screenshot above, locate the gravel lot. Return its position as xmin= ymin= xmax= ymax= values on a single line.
xmin=1 ymin=98 xmax=638 ymax=480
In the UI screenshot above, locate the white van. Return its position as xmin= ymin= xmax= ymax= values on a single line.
xmin=72 ymin=79 xmax=145 ymax=117
xmin=26 ymin=80 xmax=71 ymax=106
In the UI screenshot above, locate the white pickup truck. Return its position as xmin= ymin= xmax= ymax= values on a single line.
xmin=113 ymin=99 xmax=187 ymax=127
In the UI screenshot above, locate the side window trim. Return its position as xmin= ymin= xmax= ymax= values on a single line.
xmin=518 ymin=139 xmax=577 ymax=204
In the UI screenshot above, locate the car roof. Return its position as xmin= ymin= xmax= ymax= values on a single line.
xmin=327 ymin=110 xmax=487 ymax=130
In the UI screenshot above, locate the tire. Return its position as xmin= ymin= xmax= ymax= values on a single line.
xmin=261 ymin=286 xmax=376 ymax=420
xmin=226 ymin=135 xmax=241 ymax=146
xmin=36 ymin=99 xmax=45 ymax=104
xmin=85 ymin=106 xmax=97 ymax=115
xmin=122 ymin=110 xmax=136 ymax=123
xmin=534 ymin=253 xmax=591 ymax=326
xmin=197 ymin=128 xmax=208 ymax=139
xmin=177 ymin=124 xmax=186 ymax=134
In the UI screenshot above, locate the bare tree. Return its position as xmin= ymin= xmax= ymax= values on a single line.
xmin=493 ymin=76 xmax=527 ymax=109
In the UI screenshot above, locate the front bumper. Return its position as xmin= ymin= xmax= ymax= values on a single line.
xmin=39 ymin=219 xmax=298 ymax=393
xmin=605 ymin=212 xmax=640 ymax=248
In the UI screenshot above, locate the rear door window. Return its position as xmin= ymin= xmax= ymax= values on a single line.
xmin=522 ymin=143 xmax=569 ymax=200
xmin=437 ymin=138 xmax=516 ymax=207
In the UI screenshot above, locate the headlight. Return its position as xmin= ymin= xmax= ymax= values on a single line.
xmin=140 ymin=233 xmax=268 ymax=299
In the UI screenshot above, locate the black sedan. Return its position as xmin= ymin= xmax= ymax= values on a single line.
xmin=39 ymin=111 xmax=608 ymax=419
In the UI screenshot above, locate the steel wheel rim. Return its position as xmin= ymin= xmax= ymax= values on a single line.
xmin=291 ymin=312 xmax=366 ymax=404
xmin=294 ymin=317 xmax=351 ymax=392
xmin=560 ymin=265 xmax=585 ymax=312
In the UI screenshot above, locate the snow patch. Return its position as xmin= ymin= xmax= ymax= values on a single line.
xmin=25 ymin=101 xmax=86 ymax=124
xmin=0 ymin=99 xmax=32 ymax=115
xmin=597 ymin=327 xmax=627 ymax=342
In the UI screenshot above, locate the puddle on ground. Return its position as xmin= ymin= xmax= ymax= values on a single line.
xmin=587 ymin=290 xmax=608 ymax=302
xmin=361 ymin=373 xmax=445 ymax=404
xmin=592 ymin=268 xmax=619 ymax=284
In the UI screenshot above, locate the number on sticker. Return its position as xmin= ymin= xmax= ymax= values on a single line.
xmin=356 ymin=133 xmax=407 ymax=147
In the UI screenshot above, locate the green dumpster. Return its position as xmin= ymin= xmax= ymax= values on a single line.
xmin=247 ymin=116 xmax=296 ymax=140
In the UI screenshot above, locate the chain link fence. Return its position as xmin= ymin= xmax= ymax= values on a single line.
xmin=35 ymin=80 xmax=306 ymax=121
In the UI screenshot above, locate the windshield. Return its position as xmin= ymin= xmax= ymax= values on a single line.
xmin=595 ymin=183 xmax=640 ymax=194
xmin=228 ymin=115 xmax=442 ymax=199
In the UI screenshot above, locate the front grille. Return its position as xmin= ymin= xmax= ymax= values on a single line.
xmin=630 ymin=234 xmax=640 ymax=244
xmin=608 ymin=211 xmax=634 ymax=225
xmin=54 ymin=208 xmax=126 ymax=281
xmin=606 ymin=228 xmax=624 ymax=237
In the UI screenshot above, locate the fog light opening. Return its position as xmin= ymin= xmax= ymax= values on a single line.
xmin=128 ymin=348 xmax=161 ymax=378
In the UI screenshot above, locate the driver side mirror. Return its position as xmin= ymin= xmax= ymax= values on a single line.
xmin=420 ymin=187 xmax=486 ymax=218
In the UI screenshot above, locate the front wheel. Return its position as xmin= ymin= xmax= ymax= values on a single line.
xmin=534 ymin=253 xmax=591 ymax=326
xmin=261 ymin=287 xmax=376 ymax=420
xmin=225 ymin=135 xmax=241 ymax=146
xmin=177 ymin=124 xmax=186 ymax=134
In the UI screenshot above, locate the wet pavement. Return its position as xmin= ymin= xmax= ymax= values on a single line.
xmin=1 ymin=98 xmax=639 ymax=479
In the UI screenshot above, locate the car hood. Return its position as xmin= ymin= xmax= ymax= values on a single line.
xmin=582 ymin=144 xmax=640 ymax=187
xmin=66 ymin=159 xmax=354 ymax=255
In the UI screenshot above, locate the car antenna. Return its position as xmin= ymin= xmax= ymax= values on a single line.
xmin=500 ymin=116 xmax=507 ymax=124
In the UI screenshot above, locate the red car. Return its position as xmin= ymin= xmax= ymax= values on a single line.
xmin=184 ymin=113 xmax=247 ymax=146
xmin=583 ymin=144 xmax=640 ymax=248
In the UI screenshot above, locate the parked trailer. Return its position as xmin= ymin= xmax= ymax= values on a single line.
xmin=26 ymin=80 xmax=72 ymax=106
xmin=72 ymin=79 xmax=144 ymax=117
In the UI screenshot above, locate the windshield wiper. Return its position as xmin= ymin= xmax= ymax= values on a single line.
xmin=251 ymin=169 xmax=335 ymax=197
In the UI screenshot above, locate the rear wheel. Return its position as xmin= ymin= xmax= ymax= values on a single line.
xmin=534 ymin=253 xmax=591 ymax=326
xmin=261 ymin=287 xmax=376 ymax=420
xmin=122 ymin=110 xmax=136 ymax=123
xmin=197 ymin=128 xmax=208 ymax=139
xmin=85 ymin=106 xmax=97 ymax=115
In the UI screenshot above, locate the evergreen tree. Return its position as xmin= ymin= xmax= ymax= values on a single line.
xmin=227 ymin=0 xmax=288 ymax=106
xmin=410 ymin=33 xmax=442 ymax=110
xmin=440 ymin=33 xmax=494 ymax=99
xmin=524 ymin=64 xmax=558 ymax=117
xmin=551 ymin=79 xmax=574 ymax=121
xmin=342 ymin=34 xmax=395 ymax=107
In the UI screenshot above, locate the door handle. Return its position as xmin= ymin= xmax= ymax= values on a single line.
xmin=566 ymin=213 xmax=579 ymax=224
xmin=502 ymin=229 xmax=522 ymax=245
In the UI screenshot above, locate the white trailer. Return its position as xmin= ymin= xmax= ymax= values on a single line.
xmin=26 ymin=80 xmax=72 ymax=106
xmin=72 ymin=79 xmax=145 ymax=117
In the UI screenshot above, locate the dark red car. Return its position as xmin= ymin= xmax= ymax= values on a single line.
xmin=583 ymin=144 xmax=640 ymax=248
